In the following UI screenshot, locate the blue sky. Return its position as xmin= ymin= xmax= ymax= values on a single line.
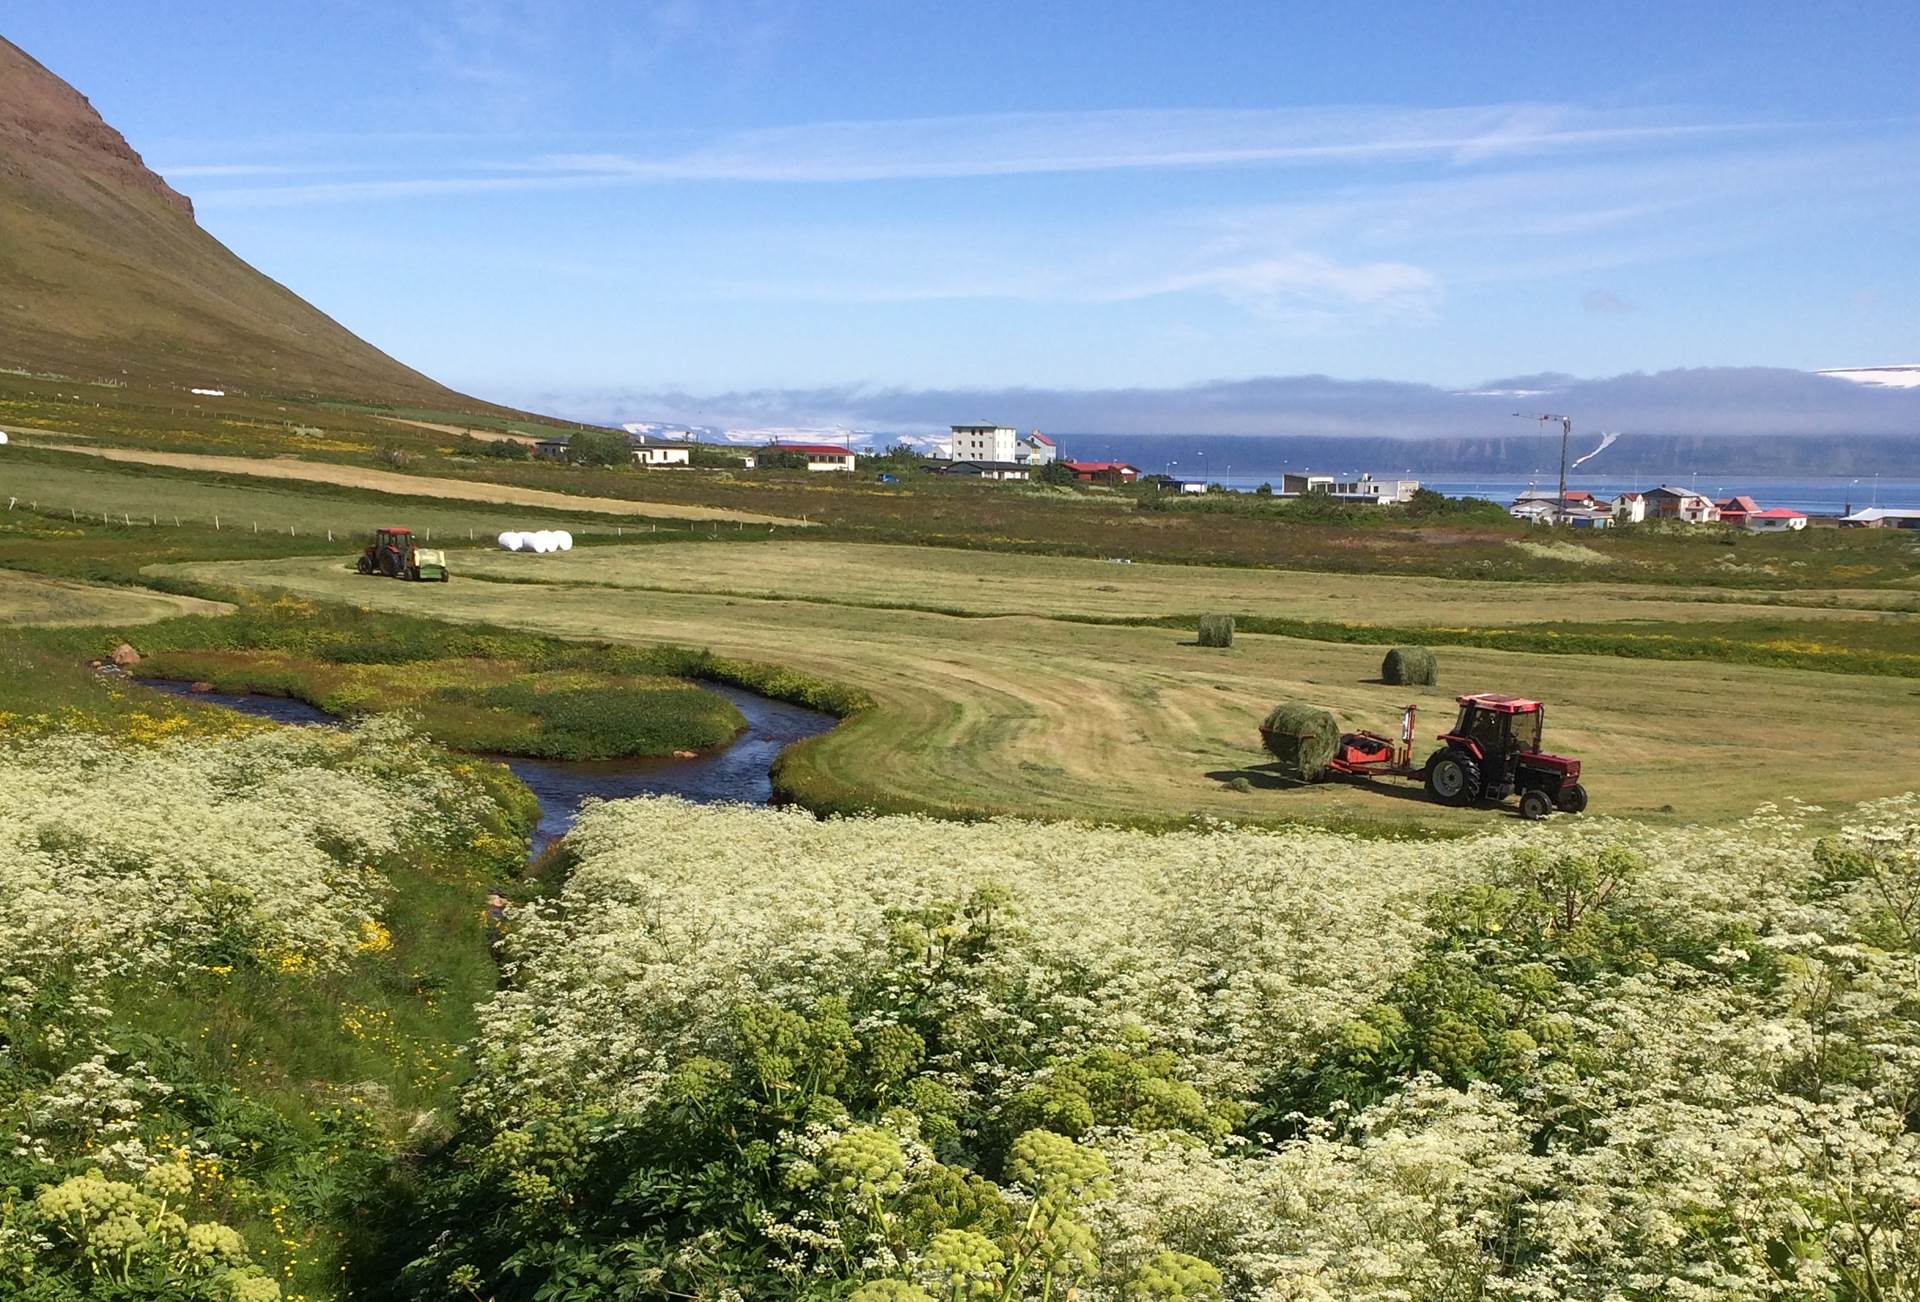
xmin=8 ymin=1 xmax=1919 ymax=419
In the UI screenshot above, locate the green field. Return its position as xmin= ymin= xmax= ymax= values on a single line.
xmin=0 ymin=455 xmax=643 ymax=540
xmin=156 ymin=546 xmax=1920 ymax=829
xmin=452 ymin=537 xmax=1920 ymax=621
xmin=0 ymin=566 xmax=230 ymax=626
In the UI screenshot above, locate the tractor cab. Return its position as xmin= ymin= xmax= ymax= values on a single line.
xmin=1424 ymin=693 xmax=1586 ymax=818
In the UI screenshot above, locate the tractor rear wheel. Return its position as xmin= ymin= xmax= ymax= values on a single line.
xmin=1519 ymin=789 xmax=1554 ymax=820
xmin=1555 ymin=783 xmax=1588 ymax=815
xmin=1425 ymin=751 xmax=1480 ymax=806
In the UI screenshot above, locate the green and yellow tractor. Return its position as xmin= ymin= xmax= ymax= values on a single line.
xmin=355 ymin=526 xmax=448 ymax=581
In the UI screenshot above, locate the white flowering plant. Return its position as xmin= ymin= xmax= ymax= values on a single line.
xmin=0 ymin=719 xmax=537 ymax=1301
xmin=382 ymin=795 xmax=1920 ymax=1302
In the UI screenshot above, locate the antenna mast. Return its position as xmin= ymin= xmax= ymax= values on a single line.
xmin=1515 ymin=412 xmax=1572 ymax=524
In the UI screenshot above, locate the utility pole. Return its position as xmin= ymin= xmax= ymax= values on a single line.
xmin=1515 ymin=413 xmax=1572 ymax=524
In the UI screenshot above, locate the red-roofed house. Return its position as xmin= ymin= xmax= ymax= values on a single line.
xmin=1746 ymin=507 xmax=1809 ymax=532
xmin=1062 ymin=460 xmax=1139 ymax=484
xmin=769 ymin=442 xmax=858 ymax=472
xmin=1715 ymin=495 xmax=1762 ymax=526
xmin=1021 ymin=430 xmax=1058 ymax=465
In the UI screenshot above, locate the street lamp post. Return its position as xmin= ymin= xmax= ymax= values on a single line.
xmin=1515 ymin=413 xmax=1573 ymax=524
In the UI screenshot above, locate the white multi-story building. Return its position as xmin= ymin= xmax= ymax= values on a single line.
xmin=949 ymin=423 xmax=1019 ymax=462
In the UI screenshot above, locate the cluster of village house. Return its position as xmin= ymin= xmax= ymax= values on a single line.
xmin=533 ymin=428 xmax=1920 ymax=529
xmin=1509 ymin=486 xmax=1826 ymax=530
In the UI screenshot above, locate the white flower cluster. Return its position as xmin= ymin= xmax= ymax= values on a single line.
xmin=467 ymin=801 xmax=1455 ymax=1122
xmin=467 ymin=795 xmax=1920 ymax=1300
xmin=0 ymin=720 xmax=486 ymax=1020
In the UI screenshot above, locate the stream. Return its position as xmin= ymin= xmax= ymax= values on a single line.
xmin=133 ymin=679 xmax=837 ymax=853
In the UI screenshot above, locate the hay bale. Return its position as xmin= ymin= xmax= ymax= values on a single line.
xmin=1382 ymin=646 xmax=1438 ymax=686
xmin=1196 ymin=614 xmax=1234 ymax=648
xmin=1259 ymin=702 xmax=1339 ymax=779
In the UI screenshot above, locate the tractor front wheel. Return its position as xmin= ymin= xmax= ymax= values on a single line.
xmin=1519 ymin=789 xmax=1554 ymax=820
xmin=1555 ymin=783 xmax=1588 ymax=815
xmin=355 ymin=554 xmax=373 ymax=574
xmin=1425 ymin=751 xmax=1480 ymax=806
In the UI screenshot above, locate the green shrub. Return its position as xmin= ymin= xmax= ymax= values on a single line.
xmin=1259 ymin=702 xmax=1339 ymax=779
xmin=1195 ymin=614 xmax=1234 ymax=648
xmin=1382 ymin=645 xmax=1438 ymax=685
xmin=566 ymin=428 xmax=631 ymax=466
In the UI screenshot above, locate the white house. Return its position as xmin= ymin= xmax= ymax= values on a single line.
xmin=1611 ymin=492 xmax=1646 ymax=523
xmin=1283 ymin=472 xmax=1420 ymax=504
xmin=1022 ymin=431 xmax=1057 ymax=464
xmin=1746 ymin=508 xmax=1808 ymax=532
xmin=1510 ymin=498 xmax=1558 ymax=524
xmin=1643 ymin=486 xmax=1721 ymax=523
xmin=1842 ymin=507 xmax=1920 ymax=529
xmin=627 ymin=432 xmax=691 ymax=468
xmin=949 ymin=423 xmax=1019 ymax=463
xmin=770 ymin=441 xmax=858 ymax=472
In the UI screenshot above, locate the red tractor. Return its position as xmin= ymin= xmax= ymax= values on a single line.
xmin=354 ymin=526 xmax=449 ymax=581
xmin=1326 ymin=693 xmax=1587 ymax=819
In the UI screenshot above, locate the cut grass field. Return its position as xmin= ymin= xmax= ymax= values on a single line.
xmin=0 ymin=455 xmax=642 ymax=540
xmin=9 ymin=438 xmax=807 ymax=525
xmin=0 ymin=566 xmax=230 ymax=626
xmin=449 ymin=539 xmax=1920 ymax=677
xmin=453 ymin=538 xmax=1920 ymax=621
xmin=156 ymin=547 xmax=1920 ymax=831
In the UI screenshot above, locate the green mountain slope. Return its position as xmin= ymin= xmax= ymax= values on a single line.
xmin=0 ymin=36 xmax=470 ymax=405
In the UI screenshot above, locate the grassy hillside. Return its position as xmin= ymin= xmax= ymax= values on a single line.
xmin=0 ymin=37 xmax=473 ymax=406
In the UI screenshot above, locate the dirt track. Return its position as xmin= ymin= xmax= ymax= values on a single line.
xmin=19 ymin=442 xmax=804 ymax=525
xmin=375 ymin=416 xmax=536 ymax=445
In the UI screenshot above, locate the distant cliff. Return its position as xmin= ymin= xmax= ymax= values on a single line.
xmin=1059 ymin=433 xmax=1920 ymax=479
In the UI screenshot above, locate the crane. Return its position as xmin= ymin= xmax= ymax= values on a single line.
xmin=1514 ymin=412 xmax=1572 ymax=524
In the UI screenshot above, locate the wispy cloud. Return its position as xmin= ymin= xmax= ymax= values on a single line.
xmin=1583 ymin=289 xmax=1635 ymax=313
xmin=173 ymin=102 xmax=1915 ymax=337
xmin=187 ymin=102 xmax=1768 ymax=205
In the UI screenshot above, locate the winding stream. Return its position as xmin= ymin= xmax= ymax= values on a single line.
xmin=133 ymin=679 xmax=836 ymax=853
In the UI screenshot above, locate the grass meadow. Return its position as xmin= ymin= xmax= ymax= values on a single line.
xmin=158 ymin=548 xmax=1920 ymax=830
xmin=0 ymin=566 xmax=230 ymax=627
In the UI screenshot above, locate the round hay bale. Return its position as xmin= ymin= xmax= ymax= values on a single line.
xmin=498 ymin=531 xmax=523 ymax=551
xmin=1196 ymin=614 xmax=1234 ymax=648
xmin=1382 ymin=646 xmax=1438 ymax=686
xmin=1259 ymin=702 xmax=1339 ymax=779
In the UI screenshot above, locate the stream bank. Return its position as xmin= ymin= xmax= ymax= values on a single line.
xmin=134 ymin=678 xmax=835 ymax=853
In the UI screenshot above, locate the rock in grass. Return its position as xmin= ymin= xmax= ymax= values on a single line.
xmin=1259 ymin=703 xmax=1339 ymax=780
xmin=1196 ymin=615 xmax=1235 ymax=648
xmin=1382 ymin=646 xmax=1438 ymax=686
